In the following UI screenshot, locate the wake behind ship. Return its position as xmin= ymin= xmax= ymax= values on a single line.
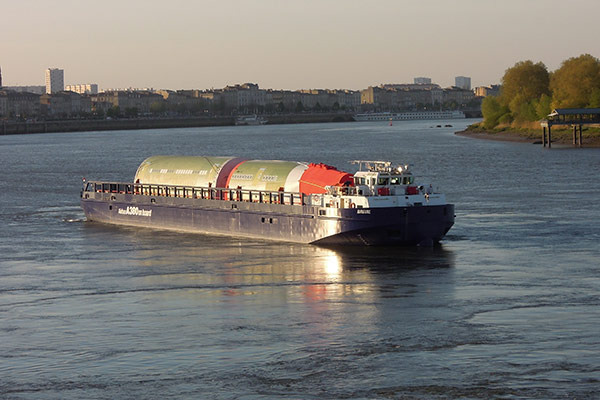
xmin=80 ymin=156 xmax=454 ymax=246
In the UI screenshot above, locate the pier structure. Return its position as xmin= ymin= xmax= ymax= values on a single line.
xmin=541 ymin=108 xmax=600 ymax=148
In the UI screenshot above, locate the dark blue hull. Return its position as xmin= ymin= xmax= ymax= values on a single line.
xmin=80 ymin=191 xmax=454 ymax=246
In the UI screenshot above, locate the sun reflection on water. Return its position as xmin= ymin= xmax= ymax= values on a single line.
xmin=321 ymin=252 xmax=342 ymax=281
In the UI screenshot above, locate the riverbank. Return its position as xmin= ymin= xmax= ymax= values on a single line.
xmin=0 ymin=113 xmax=355 ymax=135
xmin=456 ymin=124 xmax=600 ymax=147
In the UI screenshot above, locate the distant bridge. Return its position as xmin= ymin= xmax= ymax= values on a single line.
xmin=540 ymin=108 xmax=600 ymax=147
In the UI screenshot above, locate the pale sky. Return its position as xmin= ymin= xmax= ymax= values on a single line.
xmin=2 ymin=0 xmax=599 ymax=91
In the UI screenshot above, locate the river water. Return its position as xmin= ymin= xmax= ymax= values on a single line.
xmin=0 ymin=120 xmax=599 ymax=399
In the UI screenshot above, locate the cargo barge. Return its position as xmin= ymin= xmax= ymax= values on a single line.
xmin=80 ymin=156 xmax=454 ymax=246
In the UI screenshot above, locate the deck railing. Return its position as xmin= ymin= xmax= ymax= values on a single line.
xmin=84 ymin=181 xmax=308 ymax=206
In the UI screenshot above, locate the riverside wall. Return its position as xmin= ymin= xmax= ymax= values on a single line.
xmin=1 ymin=113 xmax=356 ymax=135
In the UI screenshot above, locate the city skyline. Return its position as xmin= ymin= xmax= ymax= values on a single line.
xmin=2 ymin=0 xmax=599 ymax=91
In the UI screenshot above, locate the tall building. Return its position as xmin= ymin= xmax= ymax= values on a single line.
xmin=414 ymin=77 xmax=431 ymax=85
xmin=45 ymin=68 xmax=64 ymax=94
xmin=0 ymin=66 xmax=3 ymax=88
xmin=455 ymin=76 xmax=471 ymax=91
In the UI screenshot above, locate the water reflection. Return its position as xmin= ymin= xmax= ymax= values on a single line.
xmin=82 ymin=222 xmax=456 ymax=309
xmin=325 ymin=245 xmax=456 ymax=272
xmin=322 ymin=252 xmax=342 ymax=281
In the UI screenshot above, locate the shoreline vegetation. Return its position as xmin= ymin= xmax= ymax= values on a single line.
xmin=468 ymin=54 xmax=600 ymax=147
xmin=475 ymin=53 xmax=600 ymax=148
xmin=456 ymin=121 xmax=600 ymax=147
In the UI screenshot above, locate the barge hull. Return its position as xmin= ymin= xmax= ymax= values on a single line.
xmin=80 ymin=193 xmax=454 ymax=246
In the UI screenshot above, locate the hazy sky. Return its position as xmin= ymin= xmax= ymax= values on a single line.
xmin=2 ymin=0 xmax=599 ymax=91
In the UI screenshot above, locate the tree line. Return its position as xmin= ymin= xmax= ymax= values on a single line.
xmin=482 ymin=54 xmax=600 ymax=129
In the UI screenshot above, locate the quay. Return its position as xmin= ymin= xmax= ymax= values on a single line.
xmin=541 ymin=108 xmax=600 ymax=148
xmin=0 ymin=113 xmax=355 ymax=135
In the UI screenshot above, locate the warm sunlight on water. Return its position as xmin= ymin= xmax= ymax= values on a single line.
xmin=1 ymin=121 xmax=599 ymax=399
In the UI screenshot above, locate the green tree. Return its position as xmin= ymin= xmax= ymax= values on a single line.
xmin=481 ymin=96 xmax=510 ymax=129
xmin=510 ymin=95 xmax=539 ymax=122
xmin=550 ymin=54 xmax=600 ymax=108
xmin=93 ymin=108 xmax=105 ymax=119
xmin=150 ymin=101 xmax=166 ymax=115
xmin=500 ymin=60 xmax=550 ymax=122
xmin=500 ymin=61 xmax=550 ymax=106
xmin=124 ymin=107 xmax=138 ymax=118
xmin=534 ymin=94 xmax=552 ymax=119
xmin=589 ymin=88 xmax=600 ymax=108
xmin=175 ymin=103 xmax=188 ymax=115
xmin=106 ymin=106 xmax=120 ymax=118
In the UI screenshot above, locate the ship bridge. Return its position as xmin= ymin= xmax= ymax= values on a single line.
xmin=350 ymin=160 xmax=416 ymax=196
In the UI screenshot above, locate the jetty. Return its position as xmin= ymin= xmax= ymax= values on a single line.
xmin=541 ymin=108 xmax=600 ymax=147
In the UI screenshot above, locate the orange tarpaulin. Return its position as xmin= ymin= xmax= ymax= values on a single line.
xmin=298 ymin=163 xmax=353 ymax=194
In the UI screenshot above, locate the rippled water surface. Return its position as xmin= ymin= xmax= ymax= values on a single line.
xmin=1 ymin=121 xmax=599 ymax=399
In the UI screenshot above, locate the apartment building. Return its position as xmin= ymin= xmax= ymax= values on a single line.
xmin=455 ymin=76 xmax=471 ymax=91
xmin=45 ymin=68 xmax=64 ymax=94
xmin=474 ymin=85 xmax=501 ymax=97
xmin=90 ymin=91 xmax=164 ymax=114
xmin=40 ymin=91 xmax=92 ymax=116
xmin=361 ymin=83 xmax=474 ymax=110
xmin=0 ymin=90 xmax=41 ymax=117
xmin=65 ymin=84 xmax=99 ymax=95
